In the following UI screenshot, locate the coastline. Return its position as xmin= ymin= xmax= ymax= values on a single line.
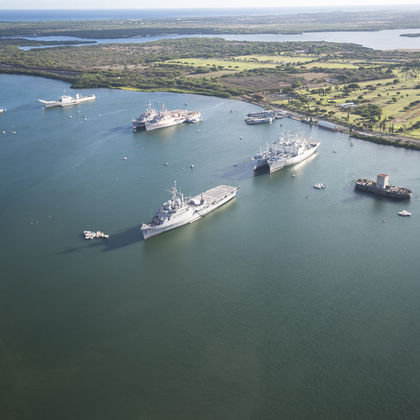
xmin=2 ymin=66 xmax=418 ymax=150
xmin=235 ymin=94 xmax=420 ymax=151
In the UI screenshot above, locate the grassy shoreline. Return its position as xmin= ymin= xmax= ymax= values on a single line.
xmin=0 ymin=36 xmax=419 ymax=147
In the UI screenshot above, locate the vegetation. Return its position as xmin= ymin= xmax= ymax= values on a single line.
xmin=1 ymin=9 xmax=419 ymax=39
xmin=0 ymin=31 xmax=419 ymax=142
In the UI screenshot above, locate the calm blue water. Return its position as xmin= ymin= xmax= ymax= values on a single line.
xmin=14 ymin=28 xmax=420 ymax=51
xmin=2 ymin=74 xmax=420 ymax=419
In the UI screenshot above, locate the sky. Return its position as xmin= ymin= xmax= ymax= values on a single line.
xmin=1 ymin=1 xmax=420 ymax=9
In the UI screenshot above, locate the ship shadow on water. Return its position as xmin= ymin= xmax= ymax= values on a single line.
xmin=98 ymin=225 xmax=143 ymax=252
xmin=219 ymin=160 xmax=257 ymax=181
xmin=58 ymin=225 xmax=143 ymax=255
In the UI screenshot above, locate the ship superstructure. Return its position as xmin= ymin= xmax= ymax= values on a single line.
xmin=132 ymin=102 xmax=159 ymax=130
xmin=141 ymin=182 xmax=238 ymax=239
xmin=133 ymin=104 xmax=202 ymax=131
xmin=39 ymin=93 xmax=96 ymax=109
xmin=252 ymin=135 xmax=320 ymax=173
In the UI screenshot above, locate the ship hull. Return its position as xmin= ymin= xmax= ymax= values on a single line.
xmin=132 ymin=120 xmax=146 ymax=130
xmin=253 ymin=158 xmax=268 ymax=171
xmin=141 ymin=186 xmax=238 ymax=240
xmin=268 ymin=142 xmax=319 ymax=173
xmin=355 ymin=181 xmax=412 ymax=200
xmin=41 ymin=96 xmax=95 ymax=109
xmin=145 ymin=118 xmax=185 ymax=131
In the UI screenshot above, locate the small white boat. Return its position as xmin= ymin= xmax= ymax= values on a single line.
xmin=313 ymin=183 xmax=326 ymax=189
xmin=190 ymin=164 xmax=194 ymax=169
xmin=123 ymin=157 xmax=128 ymax=160
xmin=0 ymin=108 xmax=5 ymax=113
xmin=398 ymin=210 xmax=412 ymax=217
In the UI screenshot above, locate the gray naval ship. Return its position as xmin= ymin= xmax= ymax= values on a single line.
xmin=252 ymin=135 xmax=320 ymax=173
xmin=131 ymin=102 xmax=159 ymax=130
xmin=39 ymin=93 xmax=96 ymax=109
xmin=141 ymin=182 xmax=239 ymax=239
xmin=132 ymin=103 xmax=202 ymax=131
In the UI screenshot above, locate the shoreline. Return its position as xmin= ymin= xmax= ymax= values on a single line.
xmin=235 ymin=94 xmax=420 ymax=151
xmin=1 ymin=70 xmax=419 ymax=150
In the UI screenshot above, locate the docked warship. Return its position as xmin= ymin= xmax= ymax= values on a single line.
xmin=141 ymin=182 xmax=239 ymax=239
xmin=355 ymin=174 xmax=413 ymax=200
xmin=131 ymin=102 xmax=159 ymax=130
xmin=245 ymin=110 xmax=286 ymax=123
xmin=39 ymin=93 xmax=96 ymax=109
xmin=132 ymin=104 xmax=202 ymax=131
xmin=252 ymin=136 xmax=320 ymax=173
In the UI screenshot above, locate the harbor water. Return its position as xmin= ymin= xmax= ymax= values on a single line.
xmin=16 ymin=28 xmax=420 ymax=51
xmin=1 ymin=74 xmax=420 ymax=419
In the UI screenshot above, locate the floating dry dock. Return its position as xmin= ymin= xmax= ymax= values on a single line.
xmin=355 ymin=174 xmax=412 ymax=200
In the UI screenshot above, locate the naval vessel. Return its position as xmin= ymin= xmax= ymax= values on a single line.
xmin=355 ymin=174 xmax=412 ymax=200
xmin=39 ymin=93 xmax=96 ymax=109
xmin=252 ymin=136 xmax=320 ymax=173
xmin=132 ymin=103 xmax=159 ymax=130
xmin=133 ymin=104 xmax=202 ymax=131
xmin=141 ymin=182 xmax=239 ymax=239
xmin=245 ymin=116 xmax=273 ymax=125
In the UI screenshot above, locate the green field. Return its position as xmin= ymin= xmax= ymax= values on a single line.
xmin=166 ymin=58 xmax=278 ymax=71
xmin=235 ymin=55 xmax=316 ymax=64
xmin=273 ymin=68 xmax=420 ymax=138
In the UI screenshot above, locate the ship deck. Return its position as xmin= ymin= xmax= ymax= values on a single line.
xmin=201 ymin=185 xmax=238 ymax=204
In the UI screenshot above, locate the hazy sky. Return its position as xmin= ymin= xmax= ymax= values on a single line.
xmin=2 ymin=1 xmax=420 ymax=10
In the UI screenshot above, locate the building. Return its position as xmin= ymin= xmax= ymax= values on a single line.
xmin=376 ymin=174 xmax=389 ymax=189
xmin=339 ymin=102 xmax=356 ymax=109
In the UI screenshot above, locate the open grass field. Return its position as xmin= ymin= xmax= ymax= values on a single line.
xmin=301 ymin=62 xmax=360 ymax=70
xmin=274 ymin=68 xmax=420 ymax=138
xmin=235 ymin=55 xmax=316 ymax=64
xmin=166 ymin=58 xmax=278 ymax=71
